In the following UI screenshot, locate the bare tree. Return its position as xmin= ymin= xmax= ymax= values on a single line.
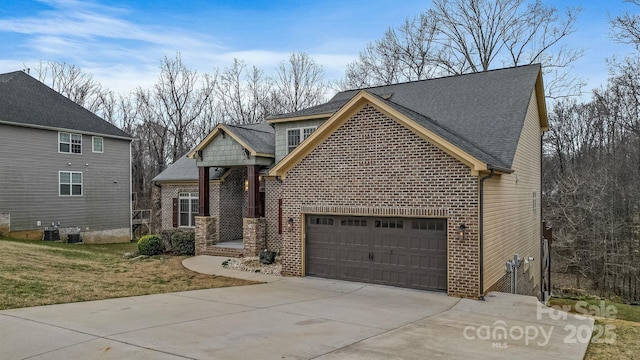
xmin=33 ymin=61 xmax=110 ymax=113
xmin=544 ymin=60 xmax=640 ymax=301
xmin=214 ymin=59 xmax=273 ymax=124
xmin=338 ymin=15 xmax=442 ymax=89
xmin=137 ymin=53 xmax=216 ymax=163
xmin=611 ymin=0 xmax=640 ymax=49
xmin=340 ymin=0 xmax=583 ymax=98
xmin=271 ymin=52 xmax=328 ymax=113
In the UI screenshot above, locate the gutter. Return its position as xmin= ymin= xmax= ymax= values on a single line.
xmin=0 ymin=120 xmax=135 ymax=141
xmin=478 ymin=168 xmax=496 ymax=300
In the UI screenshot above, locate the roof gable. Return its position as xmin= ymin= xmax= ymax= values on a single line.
xmin=0 ymin=71 xmax=132 ymax=139
xmin=269 ymin=64 xmax=546 ymax=169
xmin=270 ymin=91 xmax=493 ymax=178
xmin=188 ymin=122 xmax=275 ymax=159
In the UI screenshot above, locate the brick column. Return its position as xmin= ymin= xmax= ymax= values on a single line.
xmin=243 ymin=217 xmax=266 ymax=256
xmin=195 ymin=216 xmax=217 ymax=255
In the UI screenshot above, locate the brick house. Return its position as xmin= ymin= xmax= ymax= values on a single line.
xmin=154 ymin=64 xmax=548 ymax=299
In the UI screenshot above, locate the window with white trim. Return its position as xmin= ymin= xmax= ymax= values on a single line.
xmin=92 ymin=136 xmax=103 ymax=153
xmin=59 ymin=132 xmax=82 ymax=154
xmin=179 ymin=192 xmax=199 ymax=227
xmin=287 ymin=126 xmax=317 ymax=153
xmin=59 ymin=171 xmax=83 ymax=196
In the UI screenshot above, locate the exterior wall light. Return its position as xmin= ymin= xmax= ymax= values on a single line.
xmin=457 ymin=223 xmax=467 ymax=240
xmin=287 ymin=217 xmax=294 ymax=231
xmin=244 ymin=179 xmax=249 ymax=192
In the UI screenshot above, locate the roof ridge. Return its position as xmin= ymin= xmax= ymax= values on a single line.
xmin=339 ymin=63 xmax=541 ymax=93
xmin=0 ymin=71 xmax=133 ymax=139
xmin=226 ymin=123 xmax=273 ymax=134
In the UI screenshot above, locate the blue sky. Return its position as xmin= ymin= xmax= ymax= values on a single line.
xmin=0 ymin=0 xmax=637 ymax=96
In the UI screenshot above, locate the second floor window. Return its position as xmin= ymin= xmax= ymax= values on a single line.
xmin=59 ymin=132 xmax=82 ymax=154
xmin=92 ymin=136 xmax=103 ymax=153
xmin=287 ymin=127 xmax=316 ymax=153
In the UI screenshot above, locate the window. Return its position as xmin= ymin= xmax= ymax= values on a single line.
xmin=412 ymin=219 xmax=445 ymax=231
xmin=92 ymin=136 xmax=103 ymax=153
xmin=179 ymin=192 xmax=199 ymax=227
xmin=533 ymin=191 xmax=537 ymax=214
xmin=375 ymin=219 xmax=404 ymax=229
xmin=340 ymin=218 xmax=367 ymax=227
xmin=59 ymin=171 xmax=82 ymax=196
xmin=287 ymin=126 xmax=317 ymax=153
xmin=59 ymin=132 xmax=82 ymax=154
xmin=309 ymin=216 xmax=334 ymax=226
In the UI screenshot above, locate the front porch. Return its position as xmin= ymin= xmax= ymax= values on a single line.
xmin=187 ymin=122 xmax=276 ymax=258
xmin=195 ymin=214 xmax=268 ymax=258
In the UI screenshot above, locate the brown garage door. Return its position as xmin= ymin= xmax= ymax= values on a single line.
xmin=306 ymin=215 xmax=447 ymax=291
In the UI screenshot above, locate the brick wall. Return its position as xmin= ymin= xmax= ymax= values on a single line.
xmin=159 ymin=168 xmax=248 ymax=243
xmin=159 ymin=183 xmax=220 ymax=231
xmin=264 ymin=178 xmax=283 ymax=253
xmin=219 ymin=168 xmax=245 ymax=242
xmin=280 ymin=104 xmax=480 ymax=298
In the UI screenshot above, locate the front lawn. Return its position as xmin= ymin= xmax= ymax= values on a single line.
xmin=0 ymin=237 xmax=257 ymax=310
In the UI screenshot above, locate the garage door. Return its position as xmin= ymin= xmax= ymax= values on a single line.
xmin=306 ymin=215 xmax=447 ymax=291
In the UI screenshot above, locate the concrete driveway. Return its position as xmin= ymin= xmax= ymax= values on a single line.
xmin=0 ymin=260 xmax=592 ymax=360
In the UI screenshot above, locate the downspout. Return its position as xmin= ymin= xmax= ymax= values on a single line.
xmin=479 ymin=168 xmax=495 ymax=300
xmin=129 ymin=141 xmax=133 ymax=241
xmin=540 ymin=131 xmax=546 ymax=300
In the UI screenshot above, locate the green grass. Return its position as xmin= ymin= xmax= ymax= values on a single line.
xmin=0 ymin=236 xmax=257 ymax=310
xmin=549 ymin=297 xmax=640 ymax=359
xmin=549 ymin=297 xmax=640 ymax=323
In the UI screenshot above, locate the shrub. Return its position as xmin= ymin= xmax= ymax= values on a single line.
xmin=137 ymin=234 xmax=163 ymax=256
xmin=170 ymin=230 xmax=195 ymax=256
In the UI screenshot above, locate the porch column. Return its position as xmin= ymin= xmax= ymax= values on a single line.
xmin=198 ymin=166 xmax=210 ymax=216
xmin=247 ymin=165 xmax=260 ymax=218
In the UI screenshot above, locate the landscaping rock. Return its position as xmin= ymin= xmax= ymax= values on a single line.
xmin=222 ymin=256 xmax=281 ymax=276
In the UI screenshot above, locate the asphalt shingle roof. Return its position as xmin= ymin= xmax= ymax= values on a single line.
xmin=269 ymin=64 xmax=542 ymax=169
xmin=225 ymin=122 xmax=274 ymax=155
xmin=0 ymin=71 xmax=132 ymax=139
xmin=152 ymin=155 xmax=227 ymax=182
xmin=155 ymin=122 xmax=274 ymax=182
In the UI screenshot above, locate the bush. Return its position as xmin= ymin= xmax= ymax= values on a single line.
xmin=137 ymin=234 xmax=163 ymax=256
xmin=170 ymin=231 xmax=195 ymax=256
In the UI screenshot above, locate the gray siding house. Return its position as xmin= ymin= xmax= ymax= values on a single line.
xmin=0 ymin=71 xmax=134 ymax=243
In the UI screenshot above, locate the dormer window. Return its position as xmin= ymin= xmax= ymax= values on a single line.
xmin=59 ymin=132 xmax=82 ymax=154
xmin=287 ymin=127 xmax=316 ymax=153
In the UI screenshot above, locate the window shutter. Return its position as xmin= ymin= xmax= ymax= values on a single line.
xmin=172 ymin=198 xmax=178 ymax=228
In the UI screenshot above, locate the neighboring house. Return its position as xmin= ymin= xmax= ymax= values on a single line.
xmin=155 ymin=64 xmax=548 ymax=299
xmin=0 ymin=71 xmax=134 ymax=243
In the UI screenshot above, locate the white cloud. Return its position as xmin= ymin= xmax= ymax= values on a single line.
xmin=0 ymin=1 xmax=357 ymax=95
xmin=0 ymin=0 xmax=224 ymax=93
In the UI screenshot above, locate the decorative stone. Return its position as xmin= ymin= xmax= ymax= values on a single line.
xmin=195 ymin=216 xmax=217 ymax=255
xmin=243 ymin=217 xmax=266 ymax=256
